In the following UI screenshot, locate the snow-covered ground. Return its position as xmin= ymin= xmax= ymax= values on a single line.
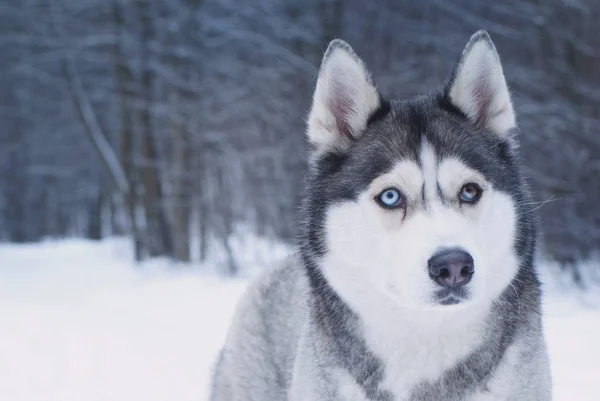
xmin=0 ymin=239 xmax=598 ymax=401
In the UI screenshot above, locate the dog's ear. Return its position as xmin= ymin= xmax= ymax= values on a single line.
xmin=307 ymin=39 xmax=381 ymax=154
xmin=446 ymin=31 xmax=516 ymax=139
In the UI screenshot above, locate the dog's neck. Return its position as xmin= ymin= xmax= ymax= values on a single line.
xmin=302 ymin=256 xmax=511 ymax=400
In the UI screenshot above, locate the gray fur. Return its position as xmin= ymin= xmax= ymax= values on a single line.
xmin=212 ymin=260 xmax=550 ymax=400
xmin=211 ymin=31 xmax=552 ymax=401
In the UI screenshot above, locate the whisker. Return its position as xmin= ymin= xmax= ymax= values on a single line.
xmin=524 ymin=194 xmax=558 ymax=214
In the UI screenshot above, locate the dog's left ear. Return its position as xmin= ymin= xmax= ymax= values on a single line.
xmin=307 ymin=39 xmax=381 ymax=154
xmin=446 ymin=31 xmax=516 ymax=139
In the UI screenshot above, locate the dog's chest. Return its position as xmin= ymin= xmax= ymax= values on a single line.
xmin=358 ymin=312 xmax=488 ymax=400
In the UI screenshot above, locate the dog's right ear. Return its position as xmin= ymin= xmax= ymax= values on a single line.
xmin=307 ymin=40 xmax=381 ymax=155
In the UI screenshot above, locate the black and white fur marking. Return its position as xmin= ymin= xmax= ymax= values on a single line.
xmin=211 ymin=31 xmax=552 ymax=401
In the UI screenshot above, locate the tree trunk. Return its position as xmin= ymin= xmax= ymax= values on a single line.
xmin=86 ymin=189 xmax=104 ymax=240
xmin=199 ymin=195 xmax=209 ymax=262
xmin=113 ymin=0 xmax=144 ymax=260
xmin=138 ymin=0 xmax=173 ymax=259
xmin=170 ymin=117 xmax=192 ymax=262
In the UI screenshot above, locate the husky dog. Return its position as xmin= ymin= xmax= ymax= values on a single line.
xmin=211 ymin=31 xmax=552 ymax=401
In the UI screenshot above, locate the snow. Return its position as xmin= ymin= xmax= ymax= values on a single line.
xmin=0 ymin=239 xmax=598 ymax=401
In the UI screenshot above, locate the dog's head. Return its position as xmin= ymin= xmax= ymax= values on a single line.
xmin=300 ymin=31 xmax=535 ymax=311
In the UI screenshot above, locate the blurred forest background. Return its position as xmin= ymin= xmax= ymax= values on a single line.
xmin=0 ymin=0 xmax=598 ymax=275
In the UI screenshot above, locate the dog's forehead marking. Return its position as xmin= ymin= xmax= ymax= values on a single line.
xmin=419 ymin=136 xmax=438 ymax=205
xmin=369 ymin=161 xmax=423 ymax=200
xmin=438 ymin=158 xmax=487 ymax=195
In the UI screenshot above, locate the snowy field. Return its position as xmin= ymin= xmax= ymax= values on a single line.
xmin=0 ymin=239 xmax=599 ymax=401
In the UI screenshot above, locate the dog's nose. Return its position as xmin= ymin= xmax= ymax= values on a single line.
xmin=428 ymin=249 xmax=474 ymax=288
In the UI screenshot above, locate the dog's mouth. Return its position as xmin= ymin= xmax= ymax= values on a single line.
xmin=435 ymin=287 xmax=470 ymax=305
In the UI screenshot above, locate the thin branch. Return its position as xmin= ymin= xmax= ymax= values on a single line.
xmin=48 ymin=0 xmax=129 ymax=194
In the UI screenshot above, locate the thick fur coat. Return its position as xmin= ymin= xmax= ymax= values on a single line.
xmin=211 ymin=31 xmax=552 ymax=401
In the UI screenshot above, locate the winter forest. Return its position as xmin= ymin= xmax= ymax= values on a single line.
xmin=2 ymin=0 xmax=599 ymax=273
xmin=1 ymin=1 xmax=600 ymax=400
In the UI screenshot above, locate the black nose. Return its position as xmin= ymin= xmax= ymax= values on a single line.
xmin=428 ymin=249 xmax=474 ymax=288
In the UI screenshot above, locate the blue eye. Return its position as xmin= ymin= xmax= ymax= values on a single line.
xmin=377 ymin=188 xmax=404 ymax=208
xmin=459 ymin=183 xmax=482 ymax=204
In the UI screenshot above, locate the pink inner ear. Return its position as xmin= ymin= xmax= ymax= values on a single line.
xmin=328 ymin=90 xmax=353 ymax=139
xmin=472 ymin=75 xmax=493 ymax=128
xmin=328 ymin=70 xmax=355 ymax=139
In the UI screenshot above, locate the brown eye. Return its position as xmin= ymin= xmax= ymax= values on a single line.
xmin=459 ymin=183 xmax=482 ymax=204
